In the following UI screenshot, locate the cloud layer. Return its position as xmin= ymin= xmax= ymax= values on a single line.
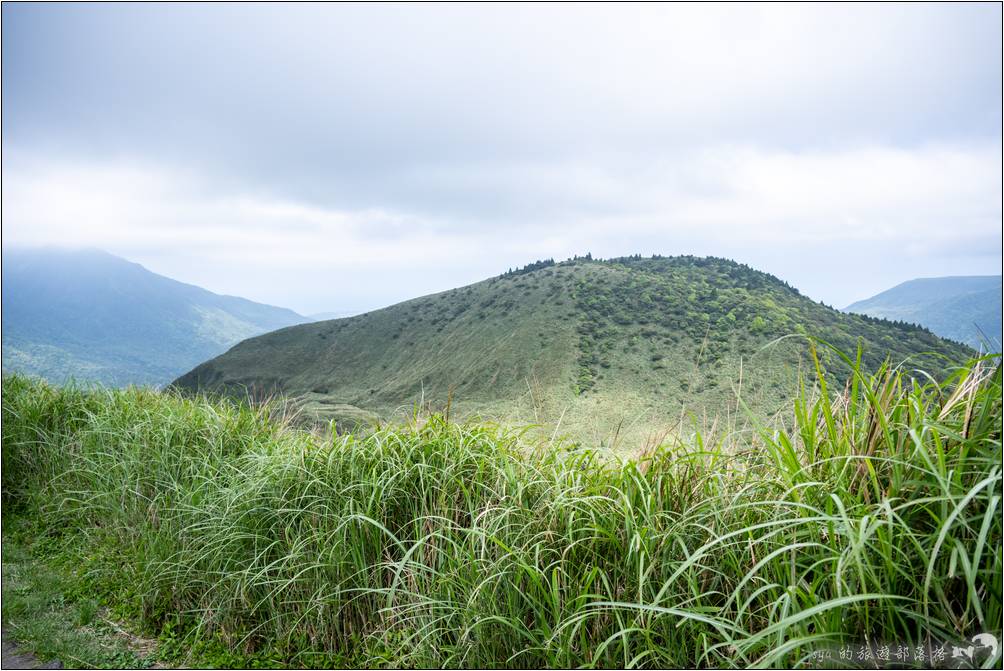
xmin=2 ymin=3 xmax=1001 ymax=313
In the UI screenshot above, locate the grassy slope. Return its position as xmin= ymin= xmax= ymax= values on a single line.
xmin=1 ymin=248 xmax=307 ymax=387
xmin=175 ymin=256 xmax=973 ymax=447
xmin=3 ymin=351 xmax=1001 ymax=668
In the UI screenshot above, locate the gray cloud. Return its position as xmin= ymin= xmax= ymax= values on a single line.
xmin=2 ymin=3 xmax=1001 ymax=313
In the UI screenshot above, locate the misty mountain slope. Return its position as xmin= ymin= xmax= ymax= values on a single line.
xmin=846 ymin=276 xmax=1002 ymax=350
xmin=2 ymin=248 xmax=308 ymax=386
xmin=174 ymin=256 xmax=972 ymax=446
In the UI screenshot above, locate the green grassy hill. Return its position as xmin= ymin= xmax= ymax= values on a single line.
xmin=2 ymin=248 xmax=308 ymax=387
xmin=174 ymin=255 xmax=972 ymax=446
xmin=846 ymin=275 xmax=1002 ymax=350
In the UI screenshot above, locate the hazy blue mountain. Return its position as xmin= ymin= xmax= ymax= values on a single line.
xmin=845 ymin=276 xmax=1002 ymax=350
xmin=2 ymin=248 xmax=308 ymax=386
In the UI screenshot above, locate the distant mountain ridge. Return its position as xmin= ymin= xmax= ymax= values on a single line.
xmin=174 ymin=255 xmax=973 ymax=446
xmin=845 ymin=276 xmax=1002 ymax=350
xmin=2 ymin=248 xmax=309 ymax=386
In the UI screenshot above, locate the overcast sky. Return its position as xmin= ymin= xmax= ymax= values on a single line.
xmin=3 ymin=3 xmax=1001 ymax=315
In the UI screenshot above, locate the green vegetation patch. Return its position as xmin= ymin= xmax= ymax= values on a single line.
xmin=2 ymin=348 xmax=1001 ymax=668
xmin=173 ymin=255 xmax=972 ymax=448
xmin=2 ymin=528 xmax=156 ymax=669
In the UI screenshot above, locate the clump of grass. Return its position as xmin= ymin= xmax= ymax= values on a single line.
xmin=2 ymin=344 xmax=1001 ymax=668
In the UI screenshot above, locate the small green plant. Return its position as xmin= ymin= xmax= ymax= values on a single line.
xmin=76 ymin=599 xmax=97 ymax=627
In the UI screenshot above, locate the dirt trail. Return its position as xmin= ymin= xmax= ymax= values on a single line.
xmin=1 ymin=629 xmax=62 ymax=669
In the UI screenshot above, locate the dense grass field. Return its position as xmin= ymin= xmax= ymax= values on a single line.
xmin=2 ymin=343 xmax=1001 ymax=668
